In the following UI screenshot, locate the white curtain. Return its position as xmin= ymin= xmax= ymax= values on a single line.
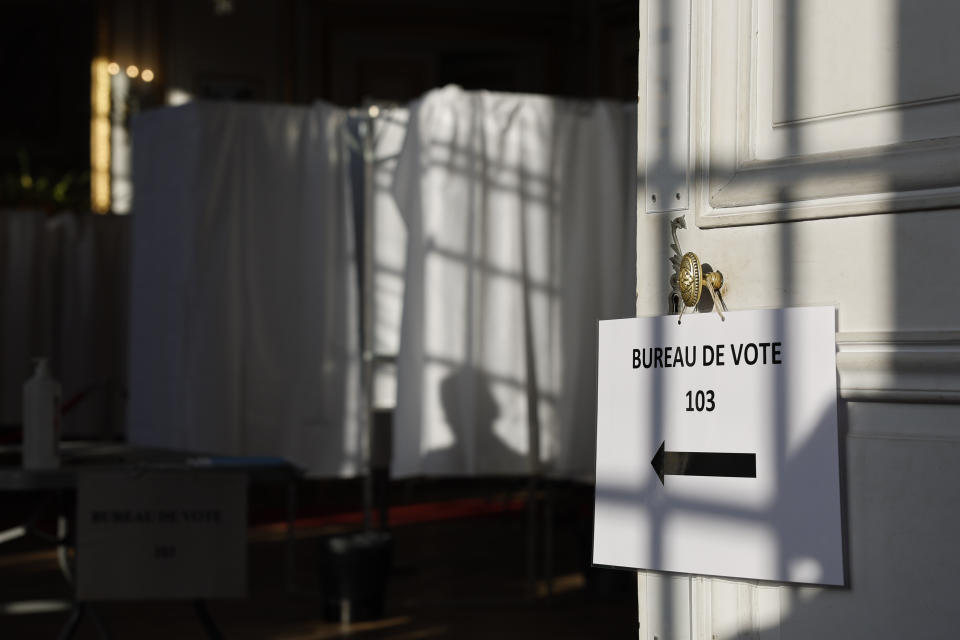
xmin=391 ymin=87 xmax=636 ymax=478
xmin=0 ymin=210 xmax=50 ymax=428
xmin=128 ymin=101 xmax=362 ymax=476
xmin=0 ymin=210 xmax=129 ymax=438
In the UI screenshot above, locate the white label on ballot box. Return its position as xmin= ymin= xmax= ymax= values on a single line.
xmin=77 ymin=471 xmax=247 ymax=600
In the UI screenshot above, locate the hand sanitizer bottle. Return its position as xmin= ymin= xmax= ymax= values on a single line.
xmin=23 ymin=358 xmax=61 ymax=469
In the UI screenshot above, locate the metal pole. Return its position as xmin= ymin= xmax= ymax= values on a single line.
xmin=285 ymin=479 xmax=297 ymax=594
xmin=360 ymin=110 xmax=377 ymax=530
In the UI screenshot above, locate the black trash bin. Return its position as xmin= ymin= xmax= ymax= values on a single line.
xmin=318 ymin=530 xmax=393 ymax=623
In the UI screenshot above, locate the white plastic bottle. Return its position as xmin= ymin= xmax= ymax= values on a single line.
xmin=22 ymin=358 xmax=61 ymax=469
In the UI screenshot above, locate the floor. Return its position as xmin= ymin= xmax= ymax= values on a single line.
xmin=0 ymin=481 xmax=637 ymax=639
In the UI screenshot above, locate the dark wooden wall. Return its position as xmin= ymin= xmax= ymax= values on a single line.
xmin=295 ymin=0 xmax=638 ymax=105
xmin=0 ymin=0 xmax=94 ymax=177
xmin=0 ymin=0 xmax=637 ymax=180
xmin=160 ymin=0 xmax=637 ymax=106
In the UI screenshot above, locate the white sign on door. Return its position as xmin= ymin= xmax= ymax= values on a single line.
xmin=593 ymin=306 xmax=844 ymax=585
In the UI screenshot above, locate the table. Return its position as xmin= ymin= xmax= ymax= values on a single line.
xmin=0 ymin=441 xmax=303 ymax=639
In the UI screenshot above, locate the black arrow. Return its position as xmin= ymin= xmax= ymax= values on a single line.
xmin=651 ymin=441 xmax=756 ymax=485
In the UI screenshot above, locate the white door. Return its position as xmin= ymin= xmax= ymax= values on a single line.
xmin=635 ymin=1 xmax=960 ymax=638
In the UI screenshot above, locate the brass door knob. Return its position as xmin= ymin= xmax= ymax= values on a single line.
xmin=677 ymin=252 xmax=726 ymax=323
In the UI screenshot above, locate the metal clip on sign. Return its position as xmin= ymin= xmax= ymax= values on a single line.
xmin=669 ymin=216 xmax=728 ymax=324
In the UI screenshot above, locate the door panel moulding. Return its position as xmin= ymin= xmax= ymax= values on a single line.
xmin=837 ymin=331 xmax=960 ymax=405
xmin=688 ymin=0 xmax=960 ymax=228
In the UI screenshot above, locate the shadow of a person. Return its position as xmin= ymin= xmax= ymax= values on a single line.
xmin=422 ymin=365 xmax=528 ymax=475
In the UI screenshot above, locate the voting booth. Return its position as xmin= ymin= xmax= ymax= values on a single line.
xmin=128 ymin=90 xmax=637 ymax=481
